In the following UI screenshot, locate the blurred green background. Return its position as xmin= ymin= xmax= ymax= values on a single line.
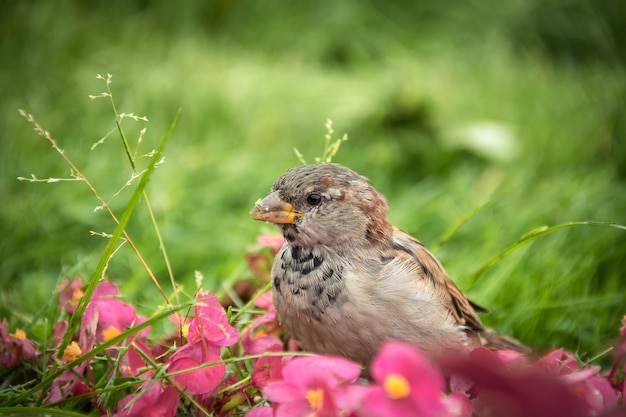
xmin=1 ymin=0 xmax=625 ymax=358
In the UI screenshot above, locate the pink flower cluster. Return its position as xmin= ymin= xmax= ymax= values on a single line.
xmin=60 ymin=281 xmax=240 ymax=416
xmin=1 ymin=278 xmax=243 ymax=416
xmin=248 ymin=342 xmax=455 ymax=417
xmin=248 ymin=338 xmax=626 ymax=417
xmin=1 ymin=235 xmax=624 ymax=416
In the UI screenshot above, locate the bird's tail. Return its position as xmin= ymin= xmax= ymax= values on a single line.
xmin=478 ymin=328 xmax=531 ymax=354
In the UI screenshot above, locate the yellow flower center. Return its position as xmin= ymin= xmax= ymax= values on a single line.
xmin=181 ymin=323 xmax=190 ymax=339
xmin=102 ymin=325 xmax=122 ymax=342
xmin=384 ymin=374 xmax=411 ymax=399
xmin=72 ymin=288 xmax=84 ymax=303
xmin=13 ymin=328 xmax=27 ymax=339
xmin=306 ymin=388 xmax=324 ymax=410
xmin=63 ymin=341 xmax=82 ymax=362
xmin=253 ymin=329 xmax=268 ymax=339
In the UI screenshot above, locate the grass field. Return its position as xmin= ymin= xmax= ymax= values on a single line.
xmin=1 ymin=0 xmax=625 ymax=361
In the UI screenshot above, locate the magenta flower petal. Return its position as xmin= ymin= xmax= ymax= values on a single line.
xmin=263 ymin=355 xmax=362 ymax=417
xmin=254 ymin=291 xmax=276 ymax=311
xmin=169 ymin=356 xmax=225 ymax=395
xmin=242 ymin=311 xmax=282 ymax=354
xmin=168 ymin=342 xmax=226 ymax=395
xmin=93 ymin=298 xmax=149 ymax=342
xmin=364 ymin=387 xmax=424 ymax=417
xmin=119 ymin=342 xmax=153 ymax=377
xmin=443 ymin=392 xmax=472 ymax=417
xmin=51 ymin=320 xmax=68 ymax=346
xmin=138 ymin=385 xmax=179 ymax=417
xmin=252 ymin=346 xmax=283 ymax=389
xmin=273 ymin=401 xmax=315 ymax=417
xmin=441 ymin=347 xmax=588 ymax=417
xmin=92 ymin=281 xmax=120 ymax=298
xmin=57 ymin=278 xmax=84 ymax=313
xmin=47 ymin=371 xmax=92 ymax=404
xmin=364 ymin=342 xmax=446 ymax=417
xmin=80 ymin=303 xmax=98 ymax=353
xmin=533 ymin=347 xmax=618 ymax=411
xmin=281 ymin=356 xmax=362 ymax=390
xmin=0 ymin=318 xmax=39 ymax=368
xmin=257 ymin=234 xmax=285 ymax=252
xmin=264 ymin=380 xmax=304 ymax=403
xmin=187 ymin=290 xmax=239 ymax=347
xmin=580 ymin=376 xmax=618 ymax=412
xmin=245 ymin=406 xmax=273 ymax=417
xmin=116 ymin=382 xmax=178 ymax=417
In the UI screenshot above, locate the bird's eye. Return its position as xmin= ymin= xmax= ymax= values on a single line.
xmin=306 ymin=193 xmax=322 ymax=206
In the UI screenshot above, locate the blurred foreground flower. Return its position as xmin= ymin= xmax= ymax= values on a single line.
xmin=440 ymin=346 xmax=623 ymax=417
xmin=536 ymin=348 xmax=618 ymax=412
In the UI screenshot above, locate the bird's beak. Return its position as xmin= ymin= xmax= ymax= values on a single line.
xmin=250 ymin=190 xmax=303 ymax=224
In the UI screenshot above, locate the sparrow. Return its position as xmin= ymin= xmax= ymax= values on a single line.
xmin=250 ymin=163 xmax=524 ymax=366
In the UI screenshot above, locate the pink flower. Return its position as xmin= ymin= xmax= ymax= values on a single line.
xmin=254 ymin=291 xmax=276 ymax=312
xmin=361 ymin=342 xmax=447 ymax=417
xmin=159 ymin=291 xmax=239 ymax=397
xmin=257 ymin=234 xmax=285 ymax=253
xmin=535 ymin=348 xmax=578 ymax=376
xmin=115 ymin=381 xmax=179 ymax=417
xmin=612 ymin=315 xmax=626 ymax=397
xmin=0 ymin=318 xmax=38 ymax=368
xmin=57 ymin=278 xmax=85 ymax=313
xmin=49 ymin=283 xmax=147 ymax=403
xmin=241 ymin=310 xmax=282 ymax=355
xmin=252 ymin=345 xmax=284 ymax=389
xmin=536 ymin=348 xmax=618 ymax=412
xmin=608 ymin=317 xmax=626 ymax=384
xmin=119 ymin=341 xmax=154 ymax=378
xmin=246 ymin=253 xmax=273 ymax=281
xmin=48 ymin=303 xmax=99 ymax=403
xmin=246 ymin=235 xmax=285 ymax=280
xmin=92 ymin=280 xmax=119 ymax=298
xmin=263 ymin=355 xmax=363 ymax=417
xmin=245 ymin=406 xmax=273 ymax=417
xmin=167 ymin=341 xmax=226 ymax=395
xmin=441 ymin=347 xmax=587 ymax=417
xmin=187 ymin=290 xmax=238 ymax=347
xmin=442 ymin=392 xmax=472 ymax=417
xmin=89 ymin=296 xmax=149 ymax=344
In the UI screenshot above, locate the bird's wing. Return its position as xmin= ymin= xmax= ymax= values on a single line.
xmin=391 ymin=227 xmax=485 ymax=332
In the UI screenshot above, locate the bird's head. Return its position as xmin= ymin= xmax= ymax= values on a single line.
xmin=251 ymin=163 xmax=392 ymax=249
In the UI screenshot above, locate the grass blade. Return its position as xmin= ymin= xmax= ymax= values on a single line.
xmin=49 ymin=110 xmax=180 ymax=392
xmin=467 ymin=221 xmax=626 ymax=287
xmin=432 ymin=199 xmax=490 ymax=252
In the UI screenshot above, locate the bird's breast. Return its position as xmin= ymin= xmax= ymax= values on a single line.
xmin=271 ymin=244 xmax=348 ymax=323
xmin=270 ymin=243 xmax=472 ymax=364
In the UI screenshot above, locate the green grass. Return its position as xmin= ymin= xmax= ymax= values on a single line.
xmin=1 ymin=0 xmax=625 ymax=362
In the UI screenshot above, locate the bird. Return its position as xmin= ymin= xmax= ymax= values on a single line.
xmin=250 ymin=163 xmax=525 ymax=366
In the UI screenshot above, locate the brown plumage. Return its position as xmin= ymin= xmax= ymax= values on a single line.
xmin=251 ymin=163 xmax=526 ymax=366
